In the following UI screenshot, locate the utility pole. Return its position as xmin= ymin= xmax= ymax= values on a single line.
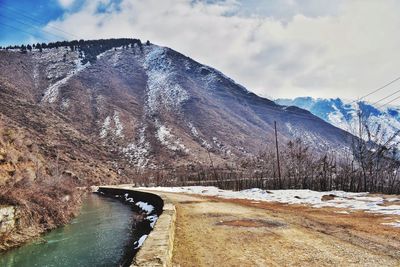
xmin=274 ymin=121 xmax=282 ymax=188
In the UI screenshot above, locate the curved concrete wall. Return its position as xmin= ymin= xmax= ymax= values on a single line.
xmin=98 ymin=186 xmax=176 ymax=267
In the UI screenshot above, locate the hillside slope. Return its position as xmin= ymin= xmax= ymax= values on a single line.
xmin=0 ymin=40 xmax=352 ymax=170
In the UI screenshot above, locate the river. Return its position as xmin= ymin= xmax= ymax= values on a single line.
xmin=0 ymin=194 xmax=137 ymax=267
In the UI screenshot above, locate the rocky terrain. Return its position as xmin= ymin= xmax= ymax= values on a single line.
xmin=0 ymin=39 xmax=359 ymax=250
xmin=0 ymin=40 xmax=352 ymax=172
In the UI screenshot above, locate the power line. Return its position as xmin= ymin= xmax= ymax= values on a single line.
xmin=0 ymin=13 xmax=68 ymax=41
xmin=377 ymin=94 xmax=400 ymax=108
xmin=0 ymin=21 xmax=52 ymax=43
xmin=0 ymin=2 xmax=79 ymax=40
xmin=350 ymin=75 xmax=400 ymax=104
xmin=371 ymin=88 xmax=400 ymax=106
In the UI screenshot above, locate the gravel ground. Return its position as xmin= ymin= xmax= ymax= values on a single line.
xmin=155 ymin=192 xmax=400 ymax=267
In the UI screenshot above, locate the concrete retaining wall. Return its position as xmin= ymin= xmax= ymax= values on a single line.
xmin=98 ymin=186 xmax=176 ymax=267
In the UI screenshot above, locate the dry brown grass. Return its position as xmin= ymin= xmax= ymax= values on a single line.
xmin=0 ymin=122 xmax=86 ymax=251
xmin=0 ymin=177 xmax=83 ymax=251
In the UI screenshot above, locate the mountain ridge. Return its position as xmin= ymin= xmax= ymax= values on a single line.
xmin=0 ymin=39 xmax=352 ymax=174
xmin=275 ymin=97 xmax=400 ymax=144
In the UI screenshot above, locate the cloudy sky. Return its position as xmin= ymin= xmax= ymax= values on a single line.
xmin=1 ymin=0 xmax=400 ymax=102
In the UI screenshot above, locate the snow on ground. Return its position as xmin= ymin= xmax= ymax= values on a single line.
xmin=135 ymin=201 xmax=154 ymax=214
xmin=146 ymin=214 xmax=158 ymax=228
xmin=99 ymin=112 xmax=124 ymax=139
xmin=99 ymin=116 xmax=111 ymax=138
xmin=122 ymin=126 xmax=151 ymax=168
xmin=156 ymin=122 xmax=188 ymax=153
xmin=143 ymin=45 xmax=189 ymax=114
xmin=122 ymin=193 xmax=158 ymax=229
xmin=42 ymin=57 xmax=90 ymax=103
xmin=134 ymin=234 xmax=148 ymax=249
xmin=145 ymin=186 xmax=400 ymax=219
xmin=113 ymin=111 xmax=124 ymax=138
xmin=188 ymin=122 xmax=212 ymax=149
xmin=381 ymin=221 xmax=400 ymax=228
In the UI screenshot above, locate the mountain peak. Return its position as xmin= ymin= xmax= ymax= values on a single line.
xmin=0 ymin=38 xmax=352 ymax=168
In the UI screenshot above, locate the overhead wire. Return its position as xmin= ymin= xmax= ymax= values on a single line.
xmin=371 ymin=88 xmax=400 ymax=106
xmin=0 ymin=21 xmax=52 ymax=43
xmin=0 ymin=2 xmax=79 ymax=40
xmin=0 ymin=13 xmax=68 ymax=41
xmin=350 ymin=75 xmax=400 ymax=105
xmin=377 ymin=94 xmax=400 ymax=108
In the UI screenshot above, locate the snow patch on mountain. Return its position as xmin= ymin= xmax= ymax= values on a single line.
xmin=285 ymin=121 xmax=335 ymax=151
xmin=41 ymin=58 xmax=89 ymax=103
xmin=100 ymin=116 xmax=111 ymax=138
xmin=276 ymin=97 xmax=400 ymax=146
xmin=188 ymin=122 xmax=212 ymax=149
xmin=99 ymin=111 xmax=124 ymax=139
xmin=33 ymin=64 xmax=39 ymax=87
xmin=61 ymin=98 xmax=70 ymax=110
xmin=113 ymin=111 xmax=124 ymax=138
xmin=39 ymin=47 xmax=115 ymax=104
xmin=109 ymin=49 xmax=123 ymax=66
xmin=143 ymin=45 xmax=189 ymax=114
xmin=123 ymin=126 xmax=151 ymax=168
xmin=156 ymin=121 xmax=188 ymax=153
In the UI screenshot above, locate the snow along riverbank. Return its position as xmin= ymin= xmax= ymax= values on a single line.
xmin=143 ymin=186 xmax=400 ymax=227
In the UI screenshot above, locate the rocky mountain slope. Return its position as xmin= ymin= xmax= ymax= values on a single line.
xmin=0 ymin=40 xmax=352 ymax=172
xmin=275 ymin=97 xmax=400 ymax=144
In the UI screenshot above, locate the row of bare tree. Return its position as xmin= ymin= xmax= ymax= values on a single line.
xmin=134 ymin=112 xmax=400 ymax=194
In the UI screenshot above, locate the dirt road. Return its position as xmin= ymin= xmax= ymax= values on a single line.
xmin=158 ymin=192 xmax=400 ymax=267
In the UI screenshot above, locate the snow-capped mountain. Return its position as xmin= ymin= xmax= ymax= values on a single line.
xmin=0 ymin=39 xmax=353 ymax=170
xmin=275 ymin=97 xmax=400 ymax=142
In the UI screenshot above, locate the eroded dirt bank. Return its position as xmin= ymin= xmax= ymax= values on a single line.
xmin=156 ymin=192 xmax=400 ymax=267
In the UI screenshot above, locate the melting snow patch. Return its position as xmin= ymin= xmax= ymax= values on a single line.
xmin=113 ymin=111 xmax=124 ymax=137
xmin=334 ymin=211 xmax=350 ymax=214
xmin=100 ymin=116 xmax=111 ymax=138
xmin=122 ymin=126 xmax=151 ymax=168
xmin=61 ymin=98 xmax=70 ymax=109
xmin=156 ymin=122 xmax=188 ymax=153
xmin=381 ymin=221 xmax=400 ymax=228
xmin=146 ymin=215 xmax=158 ymax=228
xmin=135 ymin=201 xmax=154 ymax=214
xmin=188 ymin=122 xmax=212 ymax=149
xmin=146 ymin=187 xmax=400 ymax=220
xmin=42 ymin=58 xmax=90 ymax=103
xmin=143 ymin=46 xmax=189 ymax=114
xmin=134 ymin=234 xmax=148 ymax=249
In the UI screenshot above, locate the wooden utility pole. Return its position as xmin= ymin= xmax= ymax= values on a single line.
xmin=274 ymin=121 xmax=282 ymax=188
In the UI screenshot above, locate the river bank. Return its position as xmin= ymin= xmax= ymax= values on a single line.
xmin=96 ymin=187 xmax=164 ymax=266
xmin=0 ymin=186 xmax=168 ymax=266
xmin=0 ymin=180 xmax=86 ymax=252
xmin=0 ymin=194 xmax=139 ymax=266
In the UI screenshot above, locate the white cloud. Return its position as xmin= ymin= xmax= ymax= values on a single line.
xmin=45 ymin=0 xmax=400 ymax=102
xmin=58 ymin=0 xmax=75 ymax=9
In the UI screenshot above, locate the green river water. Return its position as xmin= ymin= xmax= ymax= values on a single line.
xmin=0 ymin=194 xmax=136 ymax=267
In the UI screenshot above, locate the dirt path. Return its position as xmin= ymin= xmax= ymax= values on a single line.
xmin=156 ymin=192 xmax=400 ymax=267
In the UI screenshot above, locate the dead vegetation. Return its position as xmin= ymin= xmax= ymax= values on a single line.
xmin=0 ymin=119 xmax=85 ymax=251
xmin=134 ymin=135 xmax=400 ymax=194
xmin=0 ymin=178 xmax=83 ymax=251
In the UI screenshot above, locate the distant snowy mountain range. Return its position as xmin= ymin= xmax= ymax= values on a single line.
xmin=275 ymin=97 xmax=400 ymax=142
